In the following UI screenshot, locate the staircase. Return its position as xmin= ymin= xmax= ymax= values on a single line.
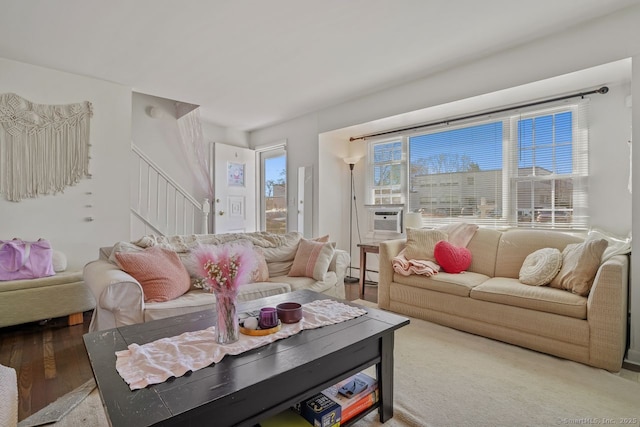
xmin=131 ymin=144 xmax=210 ymax=237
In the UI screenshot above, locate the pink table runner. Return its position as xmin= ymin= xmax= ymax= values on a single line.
xmin=115 ymin=299 xmax=367 ymax=390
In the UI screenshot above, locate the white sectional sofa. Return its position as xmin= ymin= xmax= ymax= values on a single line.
xmin=84 ymin=231 xmax=348 ymax=332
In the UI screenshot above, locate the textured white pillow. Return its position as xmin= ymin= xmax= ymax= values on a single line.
xmin=519 ymin=248 xmax=563 ymax=286
xmin=51 ymin=250 xmax=67 ymax=272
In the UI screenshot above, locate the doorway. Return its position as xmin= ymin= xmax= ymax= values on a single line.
xmin=259 ymin=145 xmax=287 ymax=233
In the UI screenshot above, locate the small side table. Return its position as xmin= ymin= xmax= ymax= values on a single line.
xmin=357 ymin=242 xmax=381 ymax=299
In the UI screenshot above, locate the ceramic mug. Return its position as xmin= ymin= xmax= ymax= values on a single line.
xmin=259 ymin=307 xmax=278 ymax=329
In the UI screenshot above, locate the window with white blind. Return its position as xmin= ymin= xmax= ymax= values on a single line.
xmin=367 ymin=102 xmax=589 ymax=229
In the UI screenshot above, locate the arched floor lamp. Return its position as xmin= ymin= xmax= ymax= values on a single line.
xmin=343 ymin=156 xmax=362 ymax=283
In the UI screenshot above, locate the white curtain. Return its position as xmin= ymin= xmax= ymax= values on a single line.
xmin=177 ymin=107 xmax=214 ymax=199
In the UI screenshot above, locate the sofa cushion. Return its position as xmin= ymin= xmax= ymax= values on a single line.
xmin=271 ymin=271 xmax=338 ymax=294
xmin=261 ymin=232 xmax=301 ymax=263
xmin=0 ymin=270 xmax=83 ymax=292
xmin=108 ymin=241 xmax=143 ymax=264
xmin=288 ymin=239 xmax=335 ymax=281
xmin=115 ymin=246 xmax=191 ymax=303
xmin=404 ymin=228 xmax=448 ymax=262
xmin=393 ymin=270 xmax=489 ymax=297
xmin=434 ymin=241 xmax=472 ymax=274
xmin=549 ymin=239 xmax=608 ymax=296
xmin=519 ymin=248 xmax=563 ymax=286
xmin=267 ymin=260 xmax=293 ymax=278
xmin=494 ymin=230 xmax=583 ymax=279
xmin=143 ymin=281 xmax=291 ymax=322
xmin=470 ymin=277 xmax=587 ymax=319
xmin=465 ymin=228 xmax=502 ymax=277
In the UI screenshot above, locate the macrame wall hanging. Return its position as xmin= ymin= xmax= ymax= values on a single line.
xmin=0 ymin=93 xmax=93 ymax=202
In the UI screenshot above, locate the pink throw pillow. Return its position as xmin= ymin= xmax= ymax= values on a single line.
xmin=288 ymin=239 xmax=335 ymax=281
xmin=115 ymin=246 xmax=191 ymax=302
xmin=434 ymin=240 xmax=472 ymax=274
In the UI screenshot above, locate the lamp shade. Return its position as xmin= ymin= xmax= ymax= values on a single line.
xmin=343 ymin=156 xmax=362 ymax=165
xmin=404 ymin=212 xmax=422 ymax=230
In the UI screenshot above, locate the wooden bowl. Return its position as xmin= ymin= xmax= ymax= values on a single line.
xmin=239 ymin=320 xmax=281 ymax=336
xmin=276 ymin=302 xmax=303 ymax=324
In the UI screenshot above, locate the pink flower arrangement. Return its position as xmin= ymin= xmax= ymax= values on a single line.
xmin=192 ymin=242 xmax=257 ymax=294
xmin=192 ymin=242 xmax=258 ymax=344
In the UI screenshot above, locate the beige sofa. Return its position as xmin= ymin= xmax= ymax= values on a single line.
xmin=0 ymin=249 xmax=95 ymax=328
xmin=84 ymin=231 xmax=348 ymax=332
xmin=379 ymin=228 xmax=628 ymax=371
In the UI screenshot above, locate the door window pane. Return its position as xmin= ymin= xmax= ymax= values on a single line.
xmin=262 ymin=151 xmax=287 ymax=234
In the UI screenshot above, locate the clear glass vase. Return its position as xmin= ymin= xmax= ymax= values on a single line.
xmin=215 ymin=291 xmax=239 ymax=345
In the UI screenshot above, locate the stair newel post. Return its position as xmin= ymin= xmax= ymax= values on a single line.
xmin=202 ymin=198 xmax=211 ymax=234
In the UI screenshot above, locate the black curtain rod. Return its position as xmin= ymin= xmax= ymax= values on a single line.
xmin=349 ymin=86 xmax=609 ymax=142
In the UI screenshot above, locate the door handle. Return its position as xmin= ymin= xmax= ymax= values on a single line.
xmin=218 ymin=210 xmax=224 ymax=216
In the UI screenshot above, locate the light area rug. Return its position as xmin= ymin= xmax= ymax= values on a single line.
xmin=354 ymin=299 xmax=640 ymax=427
xmin=20 ymin=300 xmax=640 ymax=427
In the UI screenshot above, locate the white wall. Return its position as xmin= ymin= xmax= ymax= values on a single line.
xmin=0 ymin=58 xmax=131 ymax=270
xmin=629 ymin=53 xmax=640 ymax=365
xmin=250 ymin=5 xmax=640 ymax=365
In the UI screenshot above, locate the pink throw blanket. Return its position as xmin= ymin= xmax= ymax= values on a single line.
xmin=392 ymin=250 xmax=440 ymax=276
xmin=392 ymin=222 xmax=479 ymax=277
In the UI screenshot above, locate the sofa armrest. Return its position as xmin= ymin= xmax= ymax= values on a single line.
xmin=378 ymin=239 xmax=407 ymax=310
xmin=83 ymin=260 xmax=145 ymax=332
xmin=586 ymin=254 xmax=628 ymax=371
xmin=330 ymin=249 xmax=349 ymax=280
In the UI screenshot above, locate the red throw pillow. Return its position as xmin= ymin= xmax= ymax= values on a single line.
xmin=434 ymin=240 xmax=472 ymax=274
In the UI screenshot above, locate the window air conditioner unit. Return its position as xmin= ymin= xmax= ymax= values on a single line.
xmin=373 ymin=208 xmax=403 ymax=233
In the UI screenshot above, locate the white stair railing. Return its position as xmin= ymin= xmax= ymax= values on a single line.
xmin=131 ymin=144 xmax=210 ymax=236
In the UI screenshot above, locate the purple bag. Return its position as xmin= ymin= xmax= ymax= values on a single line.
xmin=0 ymin=239 xmax=55 ymax=281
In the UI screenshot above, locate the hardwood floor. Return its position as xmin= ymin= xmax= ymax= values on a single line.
xmin=0 ymin=311 xmax=94 ymax=421
xmin=0 ymin=282 xmax=378 ymax=421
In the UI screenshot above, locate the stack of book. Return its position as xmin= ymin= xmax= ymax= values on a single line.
xmin=260 ymin=372 xmax=378 ymax=427
xmin=297 ymin=372 xmax=379 ymax=426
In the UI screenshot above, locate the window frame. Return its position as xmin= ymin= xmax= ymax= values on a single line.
xmin=367 ymin=138 xmax=406 ymax=206
xmin=365 ymin=102 xmax=588 ymax=230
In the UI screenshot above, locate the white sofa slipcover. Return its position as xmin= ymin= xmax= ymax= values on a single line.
xmin=84 ymin=232 xmax=349 ymax=332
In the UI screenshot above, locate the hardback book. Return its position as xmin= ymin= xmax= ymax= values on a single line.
xmin=298 ymin=392 xmax=341 ymax=427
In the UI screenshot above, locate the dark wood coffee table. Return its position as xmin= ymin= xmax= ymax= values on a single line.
xmin=83 ymin=289 xmax=409 ymax=426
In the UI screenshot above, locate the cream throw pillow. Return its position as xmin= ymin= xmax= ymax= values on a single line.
xmin=549 ymin=239 xmax=608 ymax=296
xmin=519 ymin=248 xmax=562 ymax=286
xmin=404 ymin=228 xmax=448 ymax=262
xmin=288 ymin=239 xmax=335 ymax=281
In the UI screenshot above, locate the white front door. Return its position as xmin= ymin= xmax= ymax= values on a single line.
xmin=213 ymin=143 xmax=257 ymax=234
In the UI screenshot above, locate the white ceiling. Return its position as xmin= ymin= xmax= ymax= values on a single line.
xmin=0 ymin=0 xmax=637 ymax=131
